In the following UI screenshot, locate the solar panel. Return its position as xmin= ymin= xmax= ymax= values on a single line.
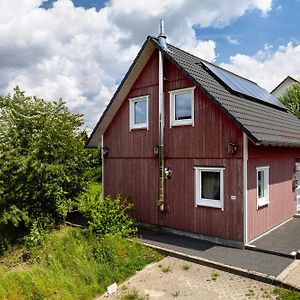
xmin=201 ymin=61 xmax=286 ymax=110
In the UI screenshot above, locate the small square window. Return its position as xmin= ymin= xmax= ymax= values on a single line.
xmin=169 ymin=87 xmax=195 ymax=127
xmin=256 ymin=166 xmax=269 ymax=209
xmin=129 ymin=95 xmax=149 ymax=130
xmin=195 ymin=167 xmax=224 ymax=210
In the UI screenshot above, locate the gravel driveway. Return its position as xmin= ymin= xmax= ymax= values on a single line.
xmin=99 ymin=256 xmax=278 ymax=299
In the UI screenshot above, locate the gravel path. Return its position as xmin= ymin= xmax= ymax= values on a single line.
xmin=99 ymin=256 xmax=278 ymax=300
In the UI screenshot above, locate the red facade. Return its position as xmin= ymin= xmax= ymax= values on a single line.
xmin=104 ymin=51 xmax=245 ymax=243
xmin=99 ymin=48 xmax=300 ymax=245
xmin=247 ymin=144 xmax=299 ymax=241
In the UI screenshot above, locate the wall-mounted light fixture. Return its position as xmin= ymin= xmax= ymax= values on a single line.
xmin=102 ymin=146 xmax=110 ymax=157
xmin=228 ymin=142 xmax=238 ymax=154
xmin=153 ymin=145 xmax=159 ymax=155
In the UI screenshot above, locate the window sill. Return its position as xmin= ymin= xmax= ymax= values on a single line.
xmin=257 ymin=200 xmax=270 ymax=210
xmin=195 ymin=199 xmax=224 ymax=211
xmin=170 ymin=120 xmax=193 ymax=127
xmin=129 ymin=125 xmax=148 ymax=131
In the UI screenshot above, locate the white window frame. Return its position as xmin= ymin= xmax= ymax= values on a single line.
xmin=169 ymin=87 xmax=195 ymax=127
xmin=256 ymin=166 xmax=270 ymax=209
xmin=194 ymin=166 xmax=225 ymax=211
xmin=129 ymin=95 xmax=149 ymax=131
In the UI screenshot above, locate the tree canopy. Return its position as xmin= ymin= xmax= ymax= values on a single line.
xmin=0 ymin=87 xmax=89 ymax=235
xmin=279 ymin=82 xmax=300 ymax=119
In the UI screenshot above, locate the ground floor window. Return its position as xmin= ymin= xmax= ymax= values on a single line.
xmin=194 ymin=166 xmax=224 ymax=211
xmin=256 ymin=166 xmax=270 ymax=209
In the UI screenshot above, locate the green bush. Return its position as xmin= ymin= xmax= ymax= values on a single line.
xmin=279 ymin=82 xmax=300 ymax=119
xmin=0 ymin=88 xmax=89 ymax=239
xmin=78 ymin=191 xmax=137 ymax=237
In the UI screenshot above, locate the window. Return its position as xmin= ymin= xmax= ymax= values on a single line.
xmin=169 ymin=87 xmax=195 ymax=127
xmin=129 ymin=95 xmax=149 ymax=130
xmin=256 ymin=166 xmax=269 ymax=208
xmin=195 ymin=167 xmax=224 ymax=210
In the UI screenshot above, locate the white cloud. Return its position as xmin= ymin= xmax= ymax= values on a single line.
xmin=220 ymin=42 xmax=300 ymax=91
xmin=226 ymin=36 xmax=239 ymax=45
xmin=0 ymin=0 xmax=273 ymax=129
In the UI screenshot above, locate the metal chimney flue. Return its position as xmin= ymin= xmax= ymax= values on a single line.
xmin=158 ymin=19 xmax=168 ymax=51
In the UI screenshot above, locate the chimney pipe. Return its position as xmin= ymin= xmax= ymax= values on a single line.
xmin=158 ymin=20 xmax=166 ymax=211
xmin=158 ymin=20 xmax=168 ymax=51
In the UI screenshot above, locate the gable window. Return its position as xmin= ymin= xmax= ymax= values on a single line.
xmin=129 ymin=95 xmax=149 ymax=130
xmin=169 ymin=87 xmax=195 ymax=127
xmin=195 ymin=166 xmax=224 ymax=211
xmin=256 ymin=166 xmax=269 ymax=209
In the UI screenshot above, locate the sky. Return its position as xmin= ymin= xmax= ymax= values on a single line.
xmin=0 ymin=0 xmax=299 ymax=131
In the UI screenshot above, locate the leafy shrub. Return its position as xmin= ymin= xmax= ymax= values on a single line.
xmin=83 ymin=148 xmax=102 ymax=183
xmin=0 ymin=88 xmax=89 ymax=239
xmin=78 ymin=191 xmax=137 ymax=238
xmin=279 ymin=82 xmax=300 ymax=119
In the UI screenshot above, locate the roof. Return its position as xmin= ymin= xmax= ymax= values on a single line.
xmin=271 ymin=75 xmax=299 ymax=96
xmin=87 ymin=36 xmax=300 ymax=148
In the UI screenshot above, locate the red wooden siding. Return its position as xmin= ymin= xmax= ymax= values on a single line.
xmin=104 ymin=50 xmax=245 ymax=242
xmin=247 ymin=143 xmax=300 ymax=241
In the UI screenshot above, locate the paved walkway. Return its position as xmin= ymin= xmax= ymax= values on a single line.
xmin=99 ymin=256 xmax=279 ymax=299
xmin=138 ymin=228 xmax=293 ymax=277
xmin=249 ymin=218 xmax=300 ymax=257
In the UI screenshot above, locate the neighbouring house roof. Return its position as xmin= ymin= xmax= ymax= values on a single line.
xmin=271 ymin=76 xmax=299 ymax=98
xmin=87 ymin=36 xmax=300 ymax=148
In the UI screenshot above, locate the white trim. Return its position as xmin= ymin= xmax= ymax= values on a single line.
xmin=256 ymin=166 xmax=270 ymax=209
xmin=296 ymin=163 xmax=300 ymax=211
xmin=194 ymin=166 xmax=225 ymax=211
xmin=101 ymin=134 xmax=104 ymax=201
xmin=169 ymin=87 xmax=195 ymax=128
xmin=243 ymin=133 xmax=248 ymax=244
xmin=129 ymin=95 xmax=149 ymax=131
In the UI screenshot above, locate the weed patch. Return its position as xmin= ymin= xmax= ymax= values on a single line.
xmin=273 ymin=288 xmax=300 ymax=300
xmin=0 ymin=227 xmax=161 ymax=299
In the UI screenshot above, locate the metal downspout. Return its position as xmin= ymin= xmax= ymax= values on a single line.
xmin=158 ymin=20 xmax=167 ymax=211
xmin=158 ymin=49 xmax=164 ymax=211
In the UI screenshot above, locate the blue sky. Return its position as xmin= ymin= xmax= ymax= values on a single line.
xmin=41 ymin=0 xmax=300 ymax=64
xmin=1 ymin=0 xmax=300 ymax=129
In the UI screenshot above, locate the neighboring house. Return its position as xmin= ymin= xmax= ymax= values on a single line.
xmin=88 ymin=34 xmax=300 ymax=248
xmin=271 ymin=76 xmax=299 ymax=98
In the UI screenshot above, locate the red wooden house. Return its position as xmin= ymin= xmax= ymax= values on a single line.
xmin=87 ymin=33 xmax=300 ymax=247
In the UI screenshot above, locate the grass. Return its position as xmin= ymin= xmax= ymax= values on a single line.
xmin=210 ymin=271 xmax=220 ymax=281
xmin=120 ymin=289 xmax=144 ymax=300
xmin=161 ymin=265 xmax=172 ymax=273
xmin=182 ymin=264 xmax=190 ymax=271
xmin=273 ymin=288 xmax=300 ymax=300
xmin=0 ymin=226 xmax=162 ymax=299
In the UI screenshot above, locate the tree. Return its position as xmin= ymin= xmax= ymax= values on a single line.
xmin=0 ymin=87 xmax=89 ymax=235
xmin=279 ymin=82 xmax=300 ymax=119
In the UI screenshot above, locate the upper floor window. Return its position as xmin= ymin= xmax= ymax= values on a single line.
xmin=256 ymin=166 xmax=270 ymax=209
xmin=169 ymin=87 xmax=195 ymax=127
xmin=129 ymin=95 xmax=149 ymax=130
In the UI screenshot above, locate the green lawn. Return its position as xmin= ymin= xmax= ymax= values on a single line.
xmin=274 ymin=288 xmax=300 ymax=300
xmin=0 ymin=227 xmax=162 ymax=299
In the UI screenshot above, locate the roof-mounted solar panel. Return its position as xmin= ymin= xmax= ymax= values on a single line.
xmin=201 ymin=61 xmax=287 ymax=110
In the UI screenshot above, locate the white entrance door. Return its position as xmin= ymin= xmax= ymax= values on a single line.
xmin=296 ymin=163 xmax=300 ymax=212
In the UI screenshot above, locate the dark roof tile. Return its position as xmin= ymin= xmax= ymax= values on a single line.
xmin=152 ymin=38 xmax=300 ymax=146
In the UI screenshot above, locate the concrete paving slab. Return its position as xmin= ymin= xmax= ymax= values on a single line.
xmin=277 ymin=260 xmax=300 ymax=289
xmin=98 ymin=256 xmax=278 ymax=300
xmin=249 ymin=218 xmax=300 ymax=256
xmin=139 ymin=228 xmax=293 ymax=277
